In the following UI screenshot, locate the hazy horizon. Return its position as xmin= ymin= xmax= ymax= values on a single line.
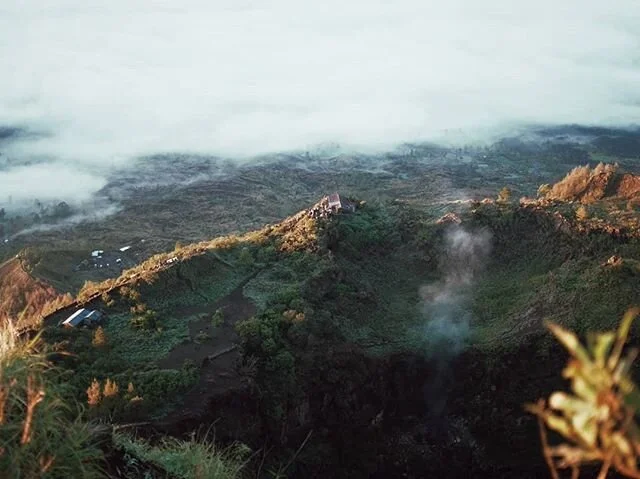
xmin=2 ymin=0 xmax=640 ymax=203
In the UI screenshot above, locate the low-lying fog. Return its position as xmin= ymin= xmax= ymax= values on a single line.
xmin=1 ymin=0 xmax=639 ymax=207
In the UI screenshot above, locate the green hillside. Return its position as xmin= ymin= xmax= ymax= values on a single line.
xmin=7 ymin=166 xmax=639 ymax=477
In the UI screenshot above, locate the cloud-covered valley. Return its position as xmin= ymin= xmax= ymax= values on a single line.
xmin=1 ymin=0 xmax=640 ymax=203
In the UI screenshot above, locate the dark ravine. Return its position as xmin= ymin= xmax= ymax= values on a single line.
xmin=144 ymin=334 xmax=571 ymax=478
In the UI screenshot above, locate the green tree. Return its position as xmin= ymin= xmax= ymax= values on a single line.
xmin=130 ymin=310 xmax=158 ymax=330
xmin=238 ymin=247 xmax=255 ymax=266
xmin=52 ymin=201 xmax=72 ymax=219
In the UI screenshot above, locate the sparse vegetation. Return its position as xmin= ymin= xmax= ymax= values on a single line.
xmin=194 ymin=330 xmax=211 ymax=343
xmin=212 ymin=308 xmax=224 ymax=327
xmin=112 ymin=432 xmax=250 ymax=479
xmin=130 ymin=309 xmax=158 ymax=330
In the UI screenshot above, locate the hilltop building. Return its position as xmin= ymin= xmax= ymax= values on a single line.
xmin=308 ymin=193 xmax=357 ymax=219
xmin=327 ymin=193 xmax=356 ymax=213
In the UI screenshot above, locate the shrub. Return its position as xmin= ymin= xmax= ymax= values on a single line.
xmin=86 ymin=378 xmax=101 ymax=407
xmin=575 ymin=205 xmax=589 ymax=221
xmin=194 ymin=331 xmax=211 ymax=343
xmin=181 ymin=359 xmax=196 ymax=371
xmin=212 ymin=309 xmax=224 ymax=327
xmin=527 ymin=308 xmax=640 ymax=478
xmin=100 ymin=292 xmax=115 ymax=308
xmin=238 ymin=247 xmax=255 ymax=266
xmin=257 ymin=245 xmax=278 ymax=263
xmin=120 ymin=286 xmax=141 ymax=303
xmin=103 ymin=378 xmax=119 ymax=398
xmin=130 ymin=310 xmax=158 ymax=330
xmin=130 ymin=302 xmax=148 ymax=315
xmin=124 ymin=369 xmax=198 ymax=410
xmin=92 ymin=326 xmax=108 ymax=348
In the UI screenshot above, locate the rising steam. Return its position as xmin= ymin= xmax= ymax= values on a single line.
xmin=421 ymin=226 xmax=492 ymax=418
xmin=422 ymin=226 xmax=491 ymax=354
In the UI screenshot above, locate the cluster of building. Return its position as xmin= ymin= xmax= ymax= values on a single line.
xmin=75 ymin=245 xmax=134 ymax=272
xmin=307 ymin=193 xmax=357 ymax=219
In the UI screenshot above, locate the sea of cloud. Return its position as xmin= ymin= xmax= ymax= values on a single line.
xmin=1 ymin=0 xmax=639 ymax=203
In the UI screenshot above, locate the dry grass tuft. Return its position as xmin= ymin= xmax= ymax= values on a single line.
xmin=0 ymin=319 xmax=104 ymax=478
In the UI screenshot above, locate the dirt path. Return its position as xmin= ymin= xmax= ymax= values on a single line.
xmin=157 ymin=278 xmax=257 ymax=421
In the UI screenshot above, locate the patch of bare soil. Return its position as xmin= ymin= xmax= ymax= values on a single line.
xmin=157 ymin=281 xmax=256 ymax=421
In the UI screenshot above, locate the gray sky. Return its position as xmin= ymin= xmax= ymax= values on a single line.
xmin=1 ymin=0 xmax=640 ymax=202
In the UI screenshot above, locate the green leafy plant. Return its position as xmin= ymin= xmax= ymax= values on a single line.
xmin=130 ymin=310 xmax=158 ymax=330
xmin=194 ymin=331 xmax=211 ymax=343
xmin=212 ymin=309 xmax=224 ymax=328
xmin=527 ymin=308 xmax=640 ymax=478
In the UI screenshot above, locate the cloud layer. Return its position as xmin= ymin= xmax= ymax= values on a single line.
xmin=1 ymin=0 xmax=640 ymax=201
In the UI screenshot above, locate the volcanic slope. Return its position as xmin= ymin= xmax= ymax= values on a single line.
xmin=0 ymin=256 xmax=62 ymax=328
xmin=34 ymin=177 xmax=640 ymax=477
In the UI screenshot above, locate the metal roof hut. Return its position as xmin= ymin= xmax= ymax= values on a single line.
xmin=85 ymin=310 xmax=104 ymax=324
xmin=61 ymin=308 xmax=103 ymax=328
xmin=327 ymin=193 xmax=356 ymax=213
xmin=62 ymin=308 xmax=91 ymax=327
